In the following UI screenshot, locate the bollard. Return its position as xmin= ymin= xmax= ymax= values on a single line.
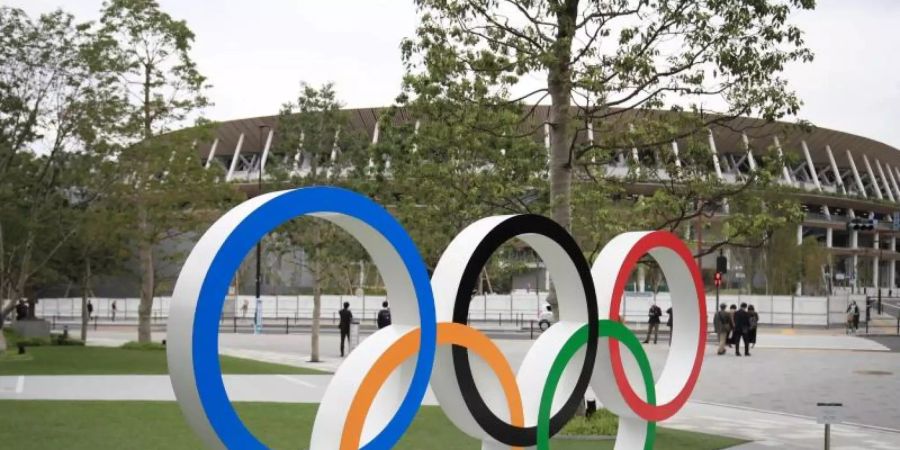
xmin=233 ymin=317 xmax=237 ymax=333
xmin=530 ymin=320 xmax=534 ymax=340
xmin=285 ymin=317 xmax=289 ymax=334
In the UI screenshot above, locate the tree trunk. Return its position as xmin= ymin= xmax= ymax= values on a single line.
xmin=137 ymin=206 xmax=154 ymax=343
xmin=310 ymin=260 xmax=321 ymax=362
xmin=80 ymin=259 xmax=91 ymax=342
xmin=545 ymin=2 xmax=578 ymax=320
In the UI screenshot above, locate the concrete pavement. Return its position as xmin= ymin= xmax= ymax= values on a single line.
xmin=2 ymin=373 xmax=898 ymax=449
xmin=4 ymin=327 xmax=899 ymax=448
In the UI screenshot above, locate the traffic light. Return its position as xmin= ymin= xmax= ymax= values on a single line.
xmin=716 ymin=254 xmax=728 ymax=274
xmin=847 ymin=217 xmax=877 ymax=231
xmin=714 ymin=272 xmax=722 ymax=287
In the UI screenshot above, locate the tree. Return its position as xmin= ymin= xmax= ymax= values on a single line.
xmin=98 ymin=0 xmax=228 ymax=343
xmin=270 ymin=83 xmax=371 ymax=361
xmin=0 ymin=7 xmax=123 ymax=325
xmin=373 ymin=100 xmax=548 ymax=270
xmin=402 ymin=0 xmax=815 ymax=314
xmin=50 ymin=152 xmax=130 ymax=341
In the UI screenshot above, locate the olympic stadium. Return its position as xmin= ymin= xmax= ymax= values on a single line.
xmin=184 ymin=106 xmax=900 ymax=297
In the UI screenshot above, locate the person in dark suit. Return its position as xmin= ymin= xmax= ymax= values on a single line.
xmin=339 ymin=302 xmax=353 ymax=357
xmin=733 ymin=302 xmax=751 ymax=356
xmin=376 ymin=301 xmax=392 ymax=329
xmin=644 ymin=304 xmax=663 ymax=344
xmin=747 ymin=304 xmax=759 ymax=347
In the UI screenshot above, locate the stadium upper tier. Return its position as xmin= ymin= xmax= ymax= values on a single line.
xmin=194 ymin=106 xmax=900 ymax=215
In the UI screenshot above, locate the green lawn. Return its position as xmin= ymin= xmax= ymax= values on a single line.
xmin=0 ymin=401 xmax=746 ymax=449
xmin=0 ymin=345 xmax=326 ymax=375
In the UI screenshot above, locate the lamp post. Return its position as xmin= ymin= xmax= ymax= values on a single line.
xmin=254 ymin=125 xmax=271 ymax=334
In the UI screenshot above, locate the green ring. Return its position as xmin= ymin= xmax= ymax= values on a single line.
xmin=537 ymin=320 xmax=656 ymax=450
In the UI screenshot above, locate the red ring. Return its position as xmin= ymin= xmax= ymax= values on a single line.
xmin=607 ymin=231 xmax=707 ymax=422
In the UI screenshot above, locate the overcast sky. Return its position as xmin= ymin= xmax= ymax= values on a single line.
xmin=8 ymin=0 xmax=900 ymax=149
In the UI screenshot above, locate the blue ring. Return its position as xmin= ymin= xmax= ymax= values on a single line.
xmin=191 ymin=186 xmax=436 ymax=449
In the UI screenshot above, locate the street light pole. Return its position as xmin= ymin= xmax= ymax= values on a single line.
xmin=254 ymin=125 xmax=270 ymax=335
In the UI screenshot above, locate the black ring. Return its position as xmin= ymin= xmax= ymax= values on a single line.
xmin=451 ymin=214 xmax=599 ymax=446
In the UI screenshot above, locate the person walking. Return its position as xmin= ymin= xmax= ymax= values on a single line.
xmin=747 ymin=304 xmax=759 ymax=348
xmin=111 ymin=300 xmax=118 ymax=322
xmin=15 ymin=300 xmax=27 ymax=321
xmin=241 ymin=299 xmax=249 ymax=318
xmin=733 ymin=303 xmax=751 ymax=356
xmin=87 ymin=300 xmax=94 ymax=320
xmin=846 ymin=300 xmax=860 ymax=334
xmin=713 ymin=303 xmax=731 ymax=355
xmin=376 ymin=301 xmax=392 ymax=329
xmin=339 ymin=302 xmax=353 ymax=357
xmin=727 ymin=304 xmax=738 ymax=346
xmin=644 ymin=303 xmax=662 ymax=344
xmin=665 ymin=306 xmax=673 ymax=345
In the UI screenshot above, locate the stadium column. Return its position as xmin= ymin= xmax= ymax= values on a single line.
xmin=846 ymin=150 xmax=868 ymax=198
xmin=891 ymin=236 xmax=897 ymax=291
xmin=773 ymin=136 xmax=794 ymax=186
xmin=204 ymin=138 xmax=219 ymax=169
xmin=670 ymin=141 xmax=682 ymax=169
xmin=801 ymin=141 xmax=830 ymax=218
xmin=797 ymin=224 xmax=803 ymax=296
xmin=862 ymin=154 xmax=884 ymax=200
xmin=850 ymin=212 xmax=859 ymax=292
xmin=742 ymin=133 xmax=758 ymax=171
xmin=259 ymin=128 xmax=274 ymax=178
xmin=874 ymin=233 xmax=881 ymax=293
xmin=825 ymin=146 xmax=846 ymax=195
xmin=885 ymin=163 xmax=900 ymax=200
xmin=875 ymin=159 xmax=895 ymax=202
xmin=826 ymin=228 xmax=833 ymax=294
xmin=707 ymin=129 xmax=724 ymax=180
xmin=225 ymin=132 xmax=245 ymax=182
xmin=707 ymin=130 xmax=728 ymax=214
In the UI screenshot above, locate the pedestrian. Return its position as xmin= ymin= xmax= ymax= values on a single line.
xmin=241 ymin=299 xmax=249 ymax=318
xmin=111 ymin=300 xmax=117 ymax=322
xmin=733 ymin=303 xmax=751 ymax=356
xmin=727 ymin=304 xmax=738 ymax=346
xmin=747 ymin=304 xmax=759 ymax=348
xmin=377 ymin=301 xmax=392 ymax=329
xmin=713 ymin=303 xmax=731 ymax=355
xmin=644 ymin=303 xmax=662 ymax=344
xmin=15 ymin=300 xmax=28 ymax=321
xmin=665 ymin=306 xmax=673 ymax=345
xmin=87 ymin=300 xmax=94 ymax=320
xmin=846 ymin=300 xmax=860 ymax=334
xmin=339 ymin=302 xmax=353 ymax=357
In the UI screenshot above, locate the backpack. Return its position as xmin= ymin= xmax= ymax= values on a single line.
xmin=377 ymin=309 xmax=392 ymax=328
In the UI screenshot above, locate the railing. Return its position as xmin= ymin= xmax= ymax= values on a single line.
xmin=22 ymin=292 xmax=875 ymax=333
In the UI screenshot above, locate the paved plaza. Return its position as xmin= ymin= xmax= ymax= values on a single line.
xmin=4 ymin=327 xmax=899 ymax=449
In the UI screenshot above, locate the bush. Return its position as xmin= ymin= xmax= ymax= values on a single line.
xmin=2 ymin=328 xmax=17 ymax=350
xmin=3 ymin=329 xmax=84 ymax=348
xmin=121 ymin=341 xmax=166 ymax=351
xmin=51 ymin=333 xmax=84 ymax=346
xmin=560 ymin=408 xmax=620 ymax=437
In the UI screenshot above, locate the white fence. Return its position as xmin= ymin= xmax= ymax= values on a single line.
xmin=33 ymin=291 xmax=867 ymax=327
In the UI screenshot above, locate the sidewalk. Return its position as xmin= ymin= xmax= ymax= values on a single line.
xmin=2 ymin=373 xmax=898 ymax=449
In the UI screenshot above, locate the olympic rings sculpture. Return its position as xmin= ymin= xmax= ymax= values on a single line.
xmin=167 ymin=187 xmax=706 ymax=450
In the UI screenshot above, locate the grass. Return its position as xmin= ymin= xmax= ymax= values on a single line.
xmin=0 ymin=343 xmax=326 ymax=375
xmin=0 ymin=401 xmax=746 ymax=450
xmin=561 ymin=408 xmax=620 ymax=436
